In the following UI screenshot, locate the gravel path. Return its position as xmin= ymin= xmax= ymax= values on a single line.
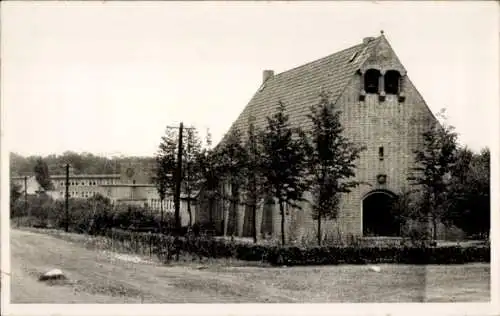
xmin=9 ymin=229 xmax=491 ymax=303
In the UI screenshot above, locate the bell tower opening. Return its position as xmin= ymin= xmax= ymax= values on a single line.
xmin=364 ymin=69 xmax=380 ymax=94
xmin=384 ymin=70 xmax=401 ymax=95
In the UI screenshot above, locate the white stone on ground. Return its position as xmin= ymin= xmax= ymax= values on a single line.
xmin=39 ymin=268 xmax=66 ymax=281
xmin=368 ymin=265 xmax=381 ymax=272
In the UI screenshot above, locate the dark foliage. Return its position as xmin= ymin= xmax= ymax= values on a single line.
xmin=446 ymin=147 xmax=490 ymax=238
xmin=11 ymin=183 xmax=22 ymax=205
xmin=218 ymin=128 xmax=248 ymax=235
xmin=265 ymin=245 xmax=489 ymax=266
xmin=243 ymin=116 xmax=266 ymax=243
xmin=408 ymin=109 xmax=458 ymax=240
xmin=304 ymin=93 xmax=366 ymax=245
xmin=34 ymin=157 xmax=54 ymax=191
xmin=10 ymin=151 xmax=155 ymax=177
xmin=10 ymin=194 xmax=176 ymax=235
xmin=154 ymin=127 xmax=178 ymax=231
xmin=259 ymin=101 xmax=309 ymax=245
xmin=182 ymin=128 xmax=203 ymax=226
xmin=196 ymin=146 xmax=223 ymax=231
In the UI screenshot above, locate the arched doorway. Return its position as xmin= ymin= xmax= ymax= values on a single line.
xmin=362 ymin=190 xmax=400 ymax=237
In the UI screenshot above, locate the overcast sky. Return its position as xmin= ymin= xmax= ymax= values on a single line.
xmin=2 ymin=1 xmax=498 ymax=157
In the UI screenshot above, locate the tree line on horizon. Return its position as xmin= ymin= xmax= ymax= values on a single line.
xmin=10 ymin=151 xmax=156 ymax=177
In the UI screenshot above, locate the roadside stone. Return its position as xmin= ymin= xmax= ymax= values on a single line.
xmin=39 ymin=268 xmax=67 ymax=281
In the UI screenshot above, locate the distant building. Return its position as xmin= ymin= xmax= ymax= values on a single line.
xmin=11 ymin=176 xmax=43 ymax=195
xmin=10 ymin=162 xmax=196 ymax=226
xmin=50 ymin=174 xmax=121 ymax=199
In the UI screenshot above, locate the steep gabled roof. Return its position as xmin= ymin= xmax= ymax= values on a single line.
xmin=220 ymin=35 xmax=383 ymax=145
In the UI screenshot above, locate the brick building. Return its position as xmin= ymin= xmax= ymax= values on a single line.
xmin=200 ymin=33 xmax=445 ymax=241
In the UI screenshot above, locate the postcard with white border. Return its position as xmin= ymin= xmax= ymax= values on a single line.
xmin=1 ymin=1 xmax=499 ymax=316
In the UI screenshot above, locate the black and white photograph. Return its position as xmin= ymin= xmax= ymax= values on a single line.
xmin=1 ymin=1 xmax=498 ymax=315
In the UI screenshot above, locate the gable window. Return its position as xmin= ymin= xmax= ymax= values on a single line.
xmin=379 ymin=146 xmax=384 ymax=161
xmin=364 ymin=69 xmax=380 ymax=94
xmin=384 ymin=70 xmax=401 ymax=95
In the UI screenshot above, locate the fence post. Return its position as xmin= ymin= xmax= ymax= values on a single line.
xmin=135 ymin=233 xmax=139 ymax=253
xmin=24 ymin=176 xmax=29 ymax=226
xmin=131 ymin=232 xmax=134 ymax=252
xmin=149 ymin=233 xmax=152 ymax=258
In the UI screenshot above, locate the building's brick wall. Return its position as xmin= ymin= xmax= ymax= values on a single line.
xmin=196 ymin=38 xmax=461 ymax=241
xmin=297 ymin=74 xmax=435 ymax=239
xmin=233 ymin=41 xmax=439 ymax=242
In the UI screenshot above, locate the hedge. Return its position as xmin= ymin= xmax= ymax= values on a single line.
xmin=266 ymin=245 xmax=490 ymax=266
xmin=10 ymin=194 xmax=179 ymax=236
xmin=92 ymin=228 xmax=489 ymax=266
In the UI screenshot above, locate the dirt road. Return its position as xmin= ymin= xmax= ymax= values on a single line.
xmin=9 ymin=229 xmax=490 ymax=303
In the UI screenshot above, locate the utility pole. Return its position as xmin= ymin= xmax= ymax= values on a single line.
xmin=174 ymin=122 xmax=184 ymax=234
xmin=65 ymin=164 xmax=70 ymax=232
xmin=164 ymin=122 xmax=197 ymax=235
xmin=24 ymin=176 xmax=28 ymax=224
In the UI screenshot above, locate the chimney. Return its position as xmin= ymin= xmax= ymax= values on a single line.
xmin=263 ymin=70 xmax=274 ymax=83
xmin=363 ymin=37 xmax=375 ymax=45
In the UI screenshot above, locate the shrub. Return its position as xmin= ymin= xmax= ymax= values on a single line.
xmin=264 ymin=244 xmax=489 ymax=266
xmin=11 ymin=194 xmax=55 ymax=224
xmin=293 ymin=228 xmax=363 ymax=248
xmin=10 ymin=194 xmax=179 ymax=235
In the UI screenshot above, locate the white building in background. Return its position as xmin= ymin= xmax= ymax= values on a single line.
xmin=50 ymin=174 xmax=121 ymax=199
xmin=11 ymin=176 xmax=42 ymax=195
